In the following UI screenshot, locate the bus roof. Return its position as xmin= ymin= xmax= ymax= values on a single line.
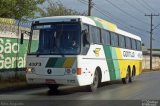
xmin=33 ymin=16 xmax=141 ymax=41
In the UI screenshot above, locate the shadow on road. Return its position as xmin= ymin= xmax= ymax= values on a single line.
xmin=47 ymin=86 xmax=89 ymax=96
xmin=47 ymin=80 xmax=123 ymax=96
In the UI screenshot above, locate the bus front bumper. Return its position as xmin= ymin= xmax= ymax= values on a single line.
xmin=26 ymin=74 xmax=92 ymax=86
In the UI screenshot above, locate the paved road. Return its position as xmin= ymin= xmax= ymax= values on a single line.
xmin=0 ymin=71 xmax=160 ymax=105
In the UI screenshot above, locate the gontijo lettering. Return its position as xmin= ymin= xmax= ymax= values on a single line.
xmin=123 ymin=51 xmax=135 ymax=58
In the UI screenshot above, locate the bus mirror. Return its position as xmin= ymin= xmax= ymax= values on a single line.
xmin=82 ymin=29 xmax=88 ymax=35
xmin=28 ymin=32 xmax=31 ymax=37
xmin=20 ymin=33 xmax=24 ymax=45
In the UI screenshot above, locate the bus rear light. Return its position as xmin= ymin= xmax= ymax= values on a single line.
xmin=77 ymin=68 xmax=81 ymax=75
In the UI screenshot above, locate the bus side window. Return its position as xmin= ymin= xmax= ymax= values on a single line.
xmin=115 ymin=33 xmax=119 ymax=47
xmin=131 ymin=39 xmax=136 ymax=50
xmin=126 ymin=37 xmax=131 ymax=49
xmin=111 ymin=32 xmax=118 ymax=47
xmin=91 ymin=26 xmax=100 ymax=44
xmin=119 ymin=35 xmax=125 ymax=48
xmin=136 ymin=40 xmax=141 ymax=51
xmin=101 ymin=29 xmax=110 ymax=45
xmin=111 ymin=32 xmax=114 ymax=46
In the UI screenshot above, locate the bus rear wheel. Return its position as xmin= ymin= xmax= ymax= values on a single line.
xmin=48 ymin=84 xmax=59 ymax=91
xmin=129 ymin=66 xmax=136 ymax=83
xmin=88 ymin=69 xmax=100 ymax=92
xmin=122 ymin=68 xmax=130 ymax=84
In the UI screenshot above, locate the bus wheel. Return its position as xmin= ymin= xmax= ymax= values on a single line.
xmin=129 ymin=66 xmax=136 ymax=83
xmin=48 ymin=84 xmax=59 ymax=91
xmin=122 ymin=68 xmax=130 ymax=84
xmin=88 ymin=69 xmax=100 ymax=92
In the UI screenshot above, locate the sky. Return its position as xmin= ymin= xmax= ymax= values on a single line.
xmin=42 ymin=0 xmax=160 ymax=49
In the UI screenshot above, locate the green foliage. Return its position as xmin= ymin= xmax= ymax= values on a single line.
xmin=0 ymin=0 xmax=45 ymax=19
xmin=39 ymin=0 xmax=87 ymax=17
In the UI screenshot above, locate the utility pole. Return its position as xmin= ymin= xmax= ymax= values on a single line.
xmin=88 ymin=0 xmax=92 ymax=16
xmin=145 ymin=14 xmax=159 ymax=70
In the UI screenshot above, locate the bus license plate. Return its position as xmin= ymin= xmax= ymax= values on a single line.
xmin=45 ymin=79 xmax=56 ymax=84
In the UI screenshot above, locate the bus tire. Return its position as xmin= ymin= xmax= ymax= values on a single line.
xmin=129 ymin=66 xmax=136 ymax=83
xmin=122 ymin=67 xmax=130 ymax=84
xmin=48 ymin=84 xmax=59 ymax=91
xmin=88 ymin=69 xmax=100 ymax=92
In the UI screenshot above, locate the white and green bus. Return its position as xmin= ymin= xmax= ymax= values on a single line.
xmin=25 ymin=16 xmax=142 ymax=92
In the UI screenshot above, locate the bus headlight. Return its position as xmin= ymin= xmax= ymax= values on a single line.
xmin=26 ymin=67 xmax=35 ymax=74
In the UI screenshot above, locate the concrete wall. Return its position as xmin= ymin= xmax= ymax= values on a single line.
xmin=143 ymin=55 xmax=160 ymax=70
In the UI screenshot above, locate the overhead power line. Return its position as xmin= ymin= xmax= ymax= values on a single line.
xmin=130 ymin=26 xmax=150 ymax=33
xmin=136 ymin=0 xmax=154 ymax=13
xmin=141 ymin=0 xmax=157 ymax=12
xmin=77 ymin=0 xmax=88 ymax=5
xmin=104 ymin=0 xmax=149 ymax=25
xmin=77 ymin=0 xmax=150 ymax=37
xmin=93 ymin=4 xmax=150 ymax=34
xmin=93 ymin=6 xmax=147 ymax=37
xmin=153 ymin=23 xmax=160 ymax=30
xmin=124 ymin=0 xmax=145 ymax=14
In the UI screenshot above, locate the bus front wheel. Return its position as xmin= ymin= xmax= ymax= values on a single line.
xmin=88 ymin=69 xmax=100 ymax=92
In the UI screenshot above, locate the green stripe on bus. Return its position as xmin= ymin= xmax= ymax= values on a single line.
xmin=103 ymin=46 xmax=120 ymax=80
xmin=54 ymin=58 xmax=66 ymax=68
xmin=89 ymin=17 xmax=104 ymax=29
xmin=103 ymin=46 xmax=116 ymax=80
xmin=46 ymin=58 xmax=58 ymax=67
xmin=46 ymin=57 xmax=75 ymax=68
xmin=111 ymin=48 xmax=120 ymax=79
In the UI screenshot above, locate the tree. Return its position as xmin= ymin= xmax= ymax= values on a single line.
xmin=0 ymin=0 xmax=45 ymax=19
xmin=39 ymin=0 xmax=86 ymax=17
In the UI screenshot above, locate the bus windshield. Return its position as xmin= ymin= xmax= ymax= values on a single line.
xmin=29 ymin=23 xmax=81 ymax=55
